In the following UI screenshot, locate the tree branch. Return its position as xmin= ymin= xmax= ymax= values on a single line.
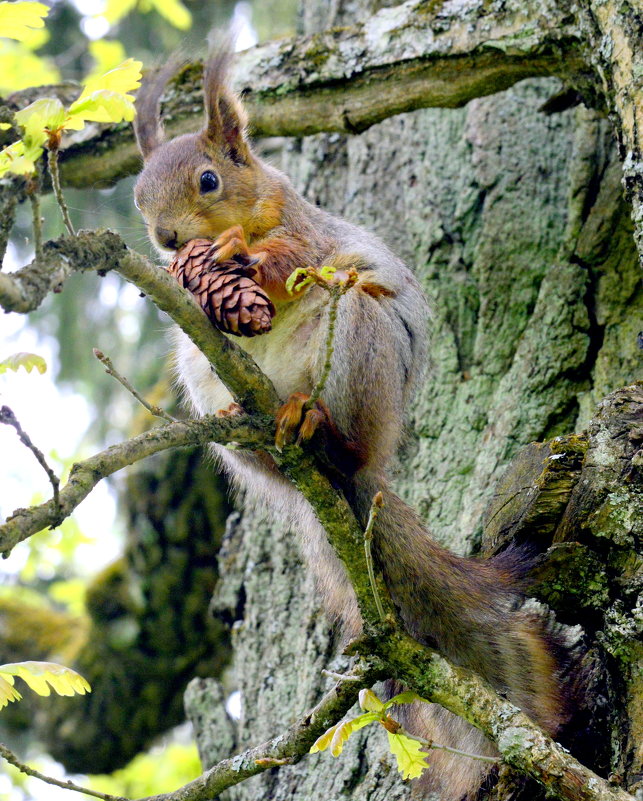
xmin=0 ymin=413 xmax=271 ymax=556
xmin=138 ymin=661 xmax=383 ymax=801
xmin=2 ymin=0 xmax=585 ymax=190
xmin=1 ymin=230 xmax=634 ymax=801
xmin=0 ymin=230 xmax=280 ymax=415
xmin=0 ymin=743 xmax=127 ymax=801
xmin=576 ymin=0 xmax=643 ymax=266
xmin=369 ymin=632 xmax=635 ymax=801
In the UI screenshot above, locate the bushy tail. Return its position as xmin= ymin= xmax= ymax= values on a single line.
xmin=346 ymin=474 xmax=570 ymax=797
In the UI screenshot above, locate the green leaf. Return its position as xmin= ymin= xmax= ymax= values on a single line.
xmin=0 ymin=352 xmax=47 ymax=374
xmin=66 ymin=58 xmax=142 ymax=128
xmin=309 ymin=722 xmax=339 ymax=754
xmin=310 ymin=712 xmax=380 ymax=756
xmin=0 ymin=40 xmax=59 ymax=93
xmin=384 ymin=690 xmax=429 ymax=709
xmin=0 ymin=1 xmax=48 ymax=41
xmin=387 ymin=731 xmax=430 ymax=780
xmin=285 ymin=267 xmax=313 ymax=295
xmin=0 ymin=661 xmax=91 ymax=698
xmin=0 ymin=675 xmax=22 ymax=710
xmin=15 ymin=97 xmax=65 ymax=143
xmin=359 ymin=688 xmax=385 ymax=712
xmin=318 ymin=264 xmax=337 ymax=281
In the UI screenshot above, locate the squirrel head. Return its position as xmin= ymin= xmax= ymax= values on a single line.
xmin=133 ymin=45 xmax=269 ymax=252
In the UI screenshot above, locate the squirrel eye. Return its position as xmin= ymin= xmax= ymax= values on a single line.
xmin=200 ymin=170 xmax=219 ymax=194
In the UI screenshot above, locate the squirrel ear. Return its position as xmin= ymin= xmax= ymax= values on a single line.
xmin=134 ymin=60 xmax=179 ymax=159
xmin=203 ymin=44 xmax=251 ymax=166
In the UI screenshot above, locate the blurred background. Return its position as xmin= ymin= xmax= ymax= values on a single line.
xmin=0 ymin=0 xmax=296 ymax=796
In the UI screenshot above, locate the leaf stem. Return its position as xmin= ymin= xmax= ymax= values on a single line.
xmin=47 ymin=147 xmax=75 ymax=236
xmin=363 ymin=491 xmax=385 ymax=621
xmin=395 ymin=727 xmax=498 ymax=764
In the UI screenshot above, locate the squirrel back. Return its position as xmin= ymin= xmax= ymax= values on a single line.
xmin=134 ymin=43 xmax=570 ymax=799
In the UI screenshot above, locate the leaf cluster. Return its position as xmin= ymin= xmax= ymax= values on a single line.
xmin=0 ymin=57 xmax=142 ymax=177
xmin=310 ymin=688 xmax=431 ymax=780
xmin=0 ymin=660 xmax=90 ymax=709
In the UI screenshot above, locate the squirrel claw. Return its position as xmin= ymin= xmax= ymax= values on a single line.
xmin=297 ymin=407 xmax=324 ymax=445
xmin=213 ymin=225 xmax=250 ymax=262
xmin=275 ymin=392 xmax=326 ymax=451
xmin=216 ymin=402 xmax=244 ymax=418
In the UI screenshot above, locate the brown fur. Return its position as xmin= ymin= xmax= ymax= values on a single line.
xmin=134 ymin=41 xmax=570 ymax=800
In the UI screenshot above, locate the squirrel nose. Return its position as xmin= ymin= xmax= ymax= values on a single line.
xmin=155 ymin=226 xmax=178 ymax=249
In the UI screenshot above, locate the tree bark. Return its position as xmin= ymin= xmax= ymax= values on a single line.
xmin=183 ymin=1 xmax=642 ymax=799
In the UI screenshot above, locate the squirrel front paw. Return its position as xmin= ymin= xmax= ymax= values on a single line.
xmin=275 ymin=392 xmax=327 ymax=451
xmin=213 ymin=225 xmax=266 ymax=267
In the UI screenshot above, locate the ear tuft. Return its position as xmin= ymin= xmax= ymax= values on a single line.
xmin=134 ymin=58 xmax=181 ymax=159
xmin=203 ymin=37 xmax=251 ymax=165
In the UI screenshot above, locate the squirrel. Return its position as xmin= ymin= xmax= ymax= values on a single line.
xmin=133 ymin=44 xmax=569 ymax=799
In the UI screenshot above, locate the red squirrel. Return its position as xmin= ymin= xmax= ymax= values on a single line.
xmin=133 ymin=44 xmax=567 ymax=798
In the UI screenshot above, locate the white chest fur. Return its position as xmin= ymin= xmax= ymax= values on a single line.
xmin=172 ymin=288 xmax=326 ymax=416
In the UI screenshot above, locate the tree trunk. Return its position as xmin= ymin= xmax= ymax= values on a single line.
xmin=182 ymin=2 xmax=641 ymax=800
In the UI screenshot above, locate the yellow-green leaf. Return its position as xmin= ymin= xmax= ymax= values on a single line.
xmin=359 ymin=688 xmax=385 ymax=712
xmin=148 ymin=0 xmax=191 ymax=30
xmin=330 ymin=719 xmax=355 ymax=756
xmin=15 ymin=97 xmax=65 ymax=143
xmin=76 ymin=57 xmax=142 ymax=102
xmin=0 ymin=139 xmax=38 ymax=176
xmin=102 ymin=0 xmax=137 ymax=24
xmin=386 ymin=732 xmax=429 ymax=780
xmin=68 ymin=90 xmax=136 ymax=125
xmin=0 ymin=675 xmax=22 ymax=710
xmin=0 ymin=40 xmax=58 ymax=93
xmin=0 ymin=1 xmax=48 ymax=41
xmin=0 ymin=661 xmax=91 ymax=698
xmin=0 ymin=352 xmax=47 ymax=374
xmin=310 ymin=712 xmax=380 ymax=756
xmin=285 ymin=267 xmax=313 ymax=295
xmin=310 ymin=722 xmax=339 ymax=754
xmin=86 ymin=39 xmax=127 ymax=82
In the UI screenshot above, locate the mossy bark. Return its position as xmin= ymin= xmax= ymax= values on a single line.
xmin=184 ymin=1 xmax=642 ymax=799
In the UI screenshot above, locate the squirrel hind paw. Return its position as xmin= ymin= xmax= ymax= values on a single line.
xmin=275 ymin=392 xmax=327 ymax=451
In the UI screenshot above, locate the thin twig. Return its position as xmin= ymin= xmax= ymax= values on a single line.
xmin=0 ymin=413 xmax=271 ymax=556
xmin=93 ymin=349 xmax=177 ymax=422
xmin=26 ymin=179 xmax=43 ymax=261
xmin=322 ymin=669 xmax=362 ymax=682
xmin=308 ymin=288 xmax=341 ymax=406
xmin=0 ymin=405 xmax=61 ymax=519
xmin=47 ymin=147 xmax=75 ymax=236
xmin=0 ymin=743 xmax=128 ymax=801
xmin=364 ymin=491 xmax=385 ymax=621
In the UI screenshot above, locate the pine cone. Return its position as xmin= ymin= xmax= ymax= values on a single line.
xmin=167 ymin=238 xmax=276 ymax=337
